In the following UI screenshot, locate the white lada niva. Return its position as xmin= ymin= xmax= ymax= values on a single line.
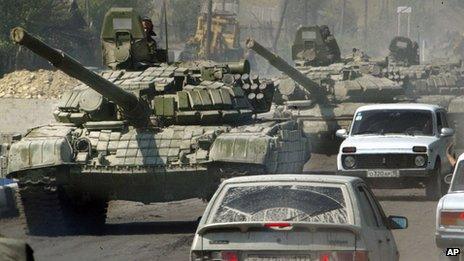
xmin=337 ymin=104 xmax=455 ymax=200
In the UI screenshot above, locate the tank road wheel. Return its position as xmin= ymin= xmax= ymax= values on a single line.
xmin=210 ymin=163 xmax=266 ymax=178
xmin=17 ymin=169 xmax=109 ymax=236
xmin=17 ymin=170 xmax=74 ymax=236
xmin=425 ymin=161 xmax=448 ymax=201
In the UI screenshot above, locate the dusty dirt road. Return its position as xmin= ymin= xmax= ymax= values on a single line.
xmin=0 ymin=98 xmax=445 ymax=261
xmin=0 ymin=155 xmax=443 ymax=261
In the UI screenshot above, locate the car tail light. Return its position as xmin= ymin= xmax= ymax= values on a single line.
xmin=264 ymin=222 xmax=292 ymax=228
xmin=221 ymin=251 xmax=238 ymax=261
xmin=191 ymin=251 xmax=239 ymax=261
xmin=441 ymin=211 xmax=464 ymax=227
xmin=342 ymin=147 xmax=356 ymax=153
xmin=319 ymin=251 xmax=368 ymax=261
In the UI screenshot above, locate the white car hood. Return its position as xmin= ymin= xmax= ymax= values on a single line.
xmin=341 ymin=135 xmax=436 ymax=153
xmin=441 ymin=193 xmax=464 ymax=210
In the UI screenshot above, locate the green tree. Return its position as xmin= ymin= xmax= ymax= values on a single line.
xmin=0 ymin=0 xmax=91 ymax=75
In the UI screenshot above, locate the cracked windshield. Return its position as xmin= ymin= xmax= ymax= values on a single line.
xmin=210 ymin=184 xmax=349 ymax=224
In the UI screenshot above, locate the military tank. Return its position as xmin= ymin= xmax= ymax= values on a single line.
xmin=381 ymin=36 xmax=464 ymax=154
xmin=249 ymin=26 xmax=464 ymax=154
xmin=6 ymin=8 xmax=310 ymax=236
xmin=247 ymin=38 xmax=403 ymax=154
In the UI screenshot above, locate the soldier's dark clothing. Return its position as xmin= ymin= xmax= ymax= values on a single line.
xmin=325 ymin=35 xmax=341 ymax=62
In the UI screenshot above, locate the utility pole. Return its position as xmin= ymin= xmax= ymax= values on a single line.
xmin=159 ymin=0 xmax=165 ymax=42
xmin=340 ymin=0 xmax=346 ymax=35
xmin=272 ymin=0 xmax=289 ymax=52
xmin=303 ymin=0 xmax=308 ymax=26
xmin=205 ymin=0 xmax=213 ymax=59
xmin=397 ymin=12 xmax=401 ymax=35
xmin=85 ymin=0 xmax=90 ymax=27
xmin=407 ymin=12 xmax=411 ymax=37
xmin=163 ymin=0 xmax=169 ymax=60
xmin=385 ymin=0 xmax=390 ymax=24
xmin=364 ymin=0 xmax=368 ymax=48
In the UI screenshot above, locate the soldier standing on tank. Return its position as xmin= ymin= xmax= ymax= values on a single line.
xmin=142 ymin=17 xmax=158 ymax=52
xmin=320 ymin=25 xmax=341 ymax=63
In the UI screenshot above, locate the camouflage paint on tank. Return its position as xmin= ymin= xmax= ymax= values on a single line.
xmin=5 ymin=8 xmax=310 ymax=236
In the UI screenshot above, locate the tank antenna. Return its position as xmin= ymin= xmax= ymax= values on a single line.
xmin=163 ymin=0 xmax=169 ymax=62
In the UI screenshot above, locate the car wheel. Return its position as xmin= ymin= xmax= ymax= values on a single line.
xmin=426 ymin=161 xmax=447 ymax=201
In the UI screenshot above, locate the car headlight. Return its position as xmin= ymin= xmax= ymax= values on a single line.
xmin=344 ymin=156 xmax=356 ymax=169
xmin=414 ymin=155 xmax=426 ymax=167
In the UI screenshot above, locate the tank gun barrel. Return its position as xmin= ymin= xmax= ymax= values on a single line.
xmin=10 ymin=27 xmax=148 ymax=127
xmin=246 ymin=38 xmax=326 ymax=102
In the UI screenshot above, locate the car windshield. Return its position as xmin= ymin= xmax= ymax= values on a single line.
xmin=351 ymin=109 xmax=434 ymax=136
xmin=451 ymin=162 xmax=464 ymax=191
xmin=208 ymin=183 xmax=350 ymax=224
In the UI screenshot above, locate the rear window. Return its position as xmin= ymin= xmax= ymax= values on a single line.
xmin=208 ymin=183 xmax=351 ymax=224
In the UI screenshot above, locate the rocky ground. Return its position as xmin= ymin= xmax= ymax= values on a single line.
xmin=0 ymin=70 xmax=78 ymax=99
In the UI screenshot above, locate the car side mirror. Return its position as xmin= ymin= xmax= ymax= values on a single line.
xmin=336 ymin=129 xmax=348 ymax=139
xmin=388 ymin=215 xmax=408 ymax=229
xmin=440 ymin=128 xmax=455 ymax=137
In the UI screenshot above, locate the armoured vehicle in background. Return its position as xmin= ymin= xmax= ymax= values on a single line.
xmin=6 ymin=8 xmax=310 ymax=236
xmin=249 ymin=27 xmax=464 ymax=154
xmin=380 ymin=36 xmax=464 ymax=154
xmin=387 ymin=36 xmax=420 ymax=67
xmin=291 ymin=25 xmax=341 ymax=67
xmin=247 ymin=38 xmax=402 ymax=154
xmin=179 ymin=11 xmax=244 ymax=62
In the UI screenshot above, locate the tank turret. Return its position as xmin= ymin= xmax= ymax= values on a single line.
xmin=388 ymin=36 xmax=420 ymax=67
xmin=246 ymin=38 xmax=328 ymax=104
xmin=291 ymin=25 xmax=341 ymax=67
xmin=11 ymin=27 xmax=150 ymax=128
xmin=247 ymin=38 xmax=403 ymax=104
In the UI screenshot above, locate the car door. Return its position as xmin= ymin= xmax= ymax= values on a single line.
xmin=437 ymin=110 xmax=454 ymax=173
xmin=356 ymin=185 xmax=385 ymax=261
xmin=364 ymin=185 xmax=399 ymax=261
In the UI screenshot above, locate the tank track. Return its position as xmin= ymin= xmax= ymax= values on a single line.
xmin=18 ymin=174 xmax=74 ymax=236
xmin=18 ymin=171 xmax=108 ymax=236
xmin=212 ymin=163 xmax=266 ymax=177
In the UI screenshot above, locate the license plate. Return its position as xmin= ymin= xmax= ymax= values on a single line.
xmin=367 ymin=169 xmax=400 ymax=178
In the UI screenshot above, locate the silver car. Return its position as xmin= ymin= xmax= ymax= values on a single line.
xmin=191 ymin=175 xmax=407 ymax=261
xmin=436 ymin=154 xmax=464 ymax=251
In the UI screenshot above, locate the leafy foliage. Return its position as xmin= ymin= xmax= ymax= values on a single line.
xmin=0 ymin=0 xmax=91 ymax=75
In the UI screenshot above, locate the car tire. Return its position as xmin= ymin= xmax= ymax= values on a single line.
xmin=426 ymin=161 xmax=447 ymax=201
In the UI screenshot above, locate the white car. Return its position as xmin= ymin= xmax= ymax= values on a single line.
xmin=336 ymin=104 xmax=455 ymax=200
xmin=191 ymin=174 xmax=407 ymax=261
xmin=436 ymin=154 xmax=464 ymax=251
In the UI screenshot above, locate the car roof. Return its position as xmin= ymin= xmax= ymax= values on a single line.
xmin=222 ymin=174 xmax=362 ymax=185
xmin=356 ymin=103 xmax=442 ymax=112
